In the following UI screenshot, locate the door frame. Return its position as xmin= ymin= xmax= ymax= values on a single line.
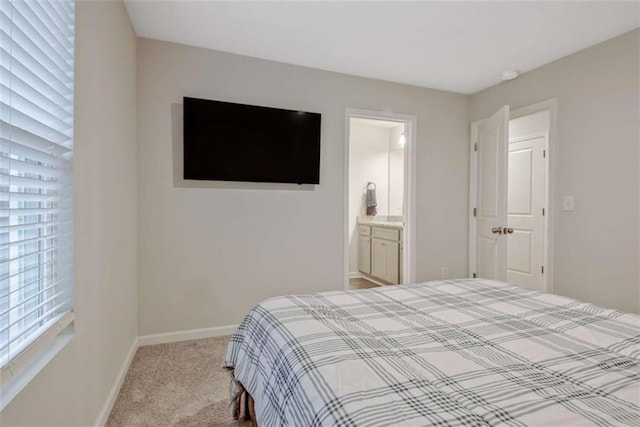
xmin=344 ymin=108 xmax=417 ymax=290
xmin=469 ymin=98 xmax=557 ymax=292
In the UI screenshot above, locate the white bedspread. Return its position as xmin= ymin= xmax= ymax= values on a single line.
xmin=223 ymin=279 xmax=640 ymax=426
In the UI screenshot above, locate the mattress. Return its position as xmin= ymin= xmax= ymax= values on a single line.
xmin=223 ymin=279 xmax=640 ymax=426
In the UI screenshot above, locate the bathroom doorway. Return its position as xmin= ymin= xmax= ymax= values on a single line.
xmin=344 ymin=109 xmax=416 ymax=290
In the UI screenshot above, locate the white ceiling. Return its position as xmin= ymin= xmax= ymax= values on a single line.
xmin=124 ymin=1 xmax=639 ymax=94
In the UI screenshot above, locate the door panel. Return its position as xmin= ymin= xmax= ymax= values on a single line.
xmin=358 ymin=236 xmax=371 ymax=274
xmin=508 ymin=230 xmax=532 ymax=274
xmin=478 ymin=237 xmax=498 ymax=279
xmin=508 ymin=148 xmax=533 ymax=215
xmin=385 ymin=241 xmax=399 ymax=284
xmin=507 ymin=136 xmax=546 ymax=291
xmin=475 ymin=106 xmax=509 ymax=281
xmin=371 ymin=238 xmax=386 ymax=280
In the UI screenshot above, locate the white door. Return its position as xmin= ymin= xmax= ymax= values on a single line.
xmin=475 ymin=106 xmax=509 ymax=280
xmin=507 ymin=135 xmax=547 ymax=291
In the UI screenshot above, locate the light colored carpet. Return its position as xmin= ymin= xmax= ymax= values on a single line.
xmin=107 ymin=336 xmax=251 ymax=426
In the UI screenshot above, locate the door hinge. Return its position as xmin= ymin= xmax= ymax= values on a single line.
xmin=541 ymin=266 xmax=544 ymax=274
xmin=543 ymin=149 xmax=546 ymax=158
xmin=474 ymin=142 xmax=478 ymax=152
xmin=473 ymin=207 xmax=477 ymax=217
xmin=542 ymin=208 xmax=545 ymax=216
xmin=472 ymin=273 xmax=477 ymax=278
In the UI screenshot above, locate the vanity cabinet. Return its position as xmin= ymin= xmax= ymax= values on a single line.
xmin=358 ymin=224 xmax=402 ymax=284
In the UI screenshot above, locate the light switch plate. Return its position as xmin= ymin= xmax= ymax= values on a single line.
xmin=563 ymin=196 xmax=575 ymax=211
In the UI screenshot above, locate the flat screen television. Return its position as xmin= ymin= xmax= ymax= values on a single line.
xmin=183 ymin=97 xmax=321 ymax=184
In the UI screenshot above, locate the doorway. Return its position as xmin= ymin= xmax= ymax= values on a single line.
xmin=344 ymin=109 xmax=416 ymax=290
xmin=469 ymin=100 xmax=556 ymax=292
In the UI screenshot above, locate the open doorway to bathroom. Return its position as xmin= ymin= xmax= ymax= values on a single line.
xmin=344 ymin=109 xmax=416 ymax=290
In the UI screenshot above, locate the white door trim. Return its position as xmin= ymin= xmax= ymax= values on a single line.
xmin=469 ymin=98 xmax=557 ymax=292
xmin=344 ymin=108 xmax=417 ymax=290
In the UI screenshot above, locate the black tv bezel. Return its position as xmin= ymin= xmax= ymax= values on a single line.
xmin=183 ymin=97 xmax=321 ymax=185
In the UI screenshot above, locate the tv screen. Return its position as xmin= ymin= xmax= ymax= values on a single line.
xmin=183 ymin=97 xmax=321 ymax=184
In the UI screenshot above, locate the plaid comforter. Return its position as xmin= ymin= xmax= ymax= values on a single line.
xmin=223 ymin=279 xmax=640 ymax=426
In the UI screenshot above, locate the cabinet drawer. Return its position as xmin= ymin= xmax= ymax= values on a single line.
xmin=372 ymin=227 xmax=400 ymax=241
xmin=358 ymin=225 xmax=371 ymax=236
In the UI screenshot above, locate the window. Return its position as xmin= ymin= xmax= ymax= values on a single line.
xmin=0 ymin=0 xmax=74 ymax=396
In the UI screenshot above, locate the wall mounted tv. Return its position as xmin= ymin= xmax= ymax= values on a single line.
xmin=183 ymin=97 xmax=321 ymax=184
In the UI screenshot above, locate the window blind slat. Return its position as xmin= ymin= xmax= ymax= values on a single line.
xmin=0 ymin=193 xmax=57 ymax=204
xmin=39 ymin=0 xmax=74 ymax=32
xmin=0 ymin=250 xmax=72 ymax=284
xmin=0 ymin=300 xmax=65 ymax=354
xmin=0 ymin=244 xmax=72 ymax=270
xmin=24 ymin=2 xmax=74 ymax=48
xmin=0 ymin=233 xmax=59 ymax=249
xmin=0 ymin=207 xmax=58 ymax=216
xmin=0 ymin=105 xmax=71 ymax=145
xmin=0 ymin=12 xmax=72 ymax=83
xmin=0 ymin=294 xmax=65 ymax=334
xmin=0 ymin=219 xmax=67 ymax=234
xmin=0 ymin=62 xmax=72 ymax=109
xmin=0 ymin=176 xmax=59 ymax=192
xmin=1 ymin=138 xmax=62 ymax=166
xmin=0 ymin=159 xmax=60 ymax=179
xmin=0 ymin=283 xmax=63 ymax=319
xmin=1 ymin=6 xmax=72 ymax=68
xmin=12 ymin=2 xmax=73 ymax=61
xmin=0 ymin=37 xmax=72 ymax=100
xmin=0 ymin=261 xmax=59 ymax=290
xmin=0 ymin=87 xmax=72 ymax=134
xmin=0 ymin=121 xmax=72 ymax=154
xmin=0 ymin=76 xmax=72 ymax=122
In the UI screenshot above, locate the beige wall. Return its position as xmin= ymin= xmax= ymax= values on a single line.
xmin=471 ymin=30 xmax=640 ymax=313
xmin=0 ymin=1 xmax=139 ymax=425
xmin=137 ymin=39 xmax=470 ymax=335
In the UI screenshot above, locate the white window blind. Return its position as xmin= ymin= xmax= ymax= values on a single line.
xmin=0 ymin=0 xmax=74 ymax=370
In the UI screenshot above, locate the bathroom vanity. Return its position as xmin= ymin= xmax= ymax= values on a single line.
xmin=357 ymin=217 xmax=403 ymax=285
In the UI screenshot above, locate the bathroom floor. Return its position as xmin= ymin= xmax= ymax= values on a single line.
xmin=349 ymin=277 xmax=380 ymax=290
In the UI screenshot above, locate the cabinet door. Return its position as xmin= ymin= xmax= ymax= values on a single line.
xmin=385 ymin=241 xmax=400 ymax=284
xmin=371 ymin=238 xmax=387 ymax=280
xmin=358 ymin=236 xmax=371 ymax=274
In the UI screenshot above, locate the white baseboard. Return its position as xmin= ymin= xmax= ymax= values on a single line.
xmin=349 ymin=272 xmax=363 ymax=279
xmin=137 ymin=324 xmax=239 ymax=347
xmin=94 ymin=336 xmax=139 ymax=427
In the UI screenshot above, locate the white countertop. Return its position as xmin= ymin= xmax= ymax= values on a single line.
xmin=357 ymin=216 xmax=404 ymax=229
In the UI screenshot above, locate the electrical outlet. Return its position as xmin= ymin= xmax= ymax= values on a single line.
xmin=441 ymin=267 xmax=449 ymax=279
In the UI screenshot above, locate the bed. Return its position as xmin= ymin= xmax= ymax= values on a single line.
xmin=223 ymin=279 xmax=640 ymax=426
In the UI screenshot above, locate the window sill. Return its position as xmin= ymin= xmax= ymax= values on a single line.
xmin=0 ymin=312 xmax=75 ymax=411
